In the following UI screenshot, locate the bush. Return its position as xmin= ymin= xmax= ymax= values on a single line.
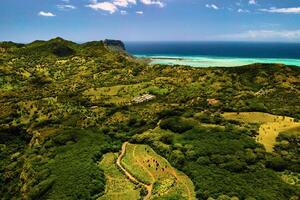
xmin=266 ymin=156 xmax=288 ymax=171
xmin=157 ymin=109 xmax=184 ymax=118
xmin=52 ymin=132 xmax=77 ymax=146
xmin=147 ymin=86 xmax=169 ymax=95
xmin=221 ymin=160 xmax=247 ymax=172
xmin=28 ymin=177 xmax=56 ymax=199
xmin=160 ymin=117 xmax=194 ymax=133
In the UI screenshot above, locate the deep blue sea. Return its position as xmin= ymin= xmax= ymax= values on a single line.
xmin=125 ymin=42 xmax=300 ymax=67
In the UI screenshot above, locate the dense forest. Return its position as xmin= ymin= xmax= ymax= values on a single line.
xmin=0 ymin=38 xmax=299 ymax=200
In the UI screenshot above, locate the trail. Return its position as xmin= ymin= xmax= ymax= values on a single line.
xmin=153 ymin=149 xmax=193 ymax=200
xmin=168 ymin=168 xmax=193 ymax=200
xmin=133 ymin=145 xmax=156 ymax=182
xmin=133 ymin=144 xmax=193 ymax=200
xmin=116 ymin=142 xmax=152 ymax=200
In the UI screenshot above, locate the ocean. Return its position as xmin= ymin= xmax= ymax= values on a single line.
xmin=125 ymin=41 xmax=300 ymax=67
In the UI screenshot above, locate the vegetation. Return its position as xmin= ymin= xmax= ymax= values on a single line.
xmin=0 ymin=38 xmax=299 ymax=200
xmin=20 ymin=128 xmax=117 ymax=200
xmin=133 ymin=117 xmax=299 ymax=200
xmin=121 ymin=143 xmax=196 ymax=199
xmin=98 ymin=153 xmax=141 ymax=200
xmin=222 ymin=112 xmax=300 ymax=152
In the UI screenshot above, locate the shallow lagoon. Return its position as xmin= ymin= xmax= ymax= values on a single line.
xmin=135 ymin=55 xmax=300 ymax=67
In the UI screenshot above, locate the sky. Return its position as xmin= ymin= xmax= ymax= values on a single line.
xmin=1 ymin=0 xmax=300 ymax=42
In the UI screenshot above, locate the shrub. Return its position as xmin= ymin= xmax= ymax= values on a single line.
xmin=28 ymin=177 xmax=56 ymax=199
xmin=266 ymin=156 xmax=288 ymax=171
xmin=160 ymin=117 xmax=194 ymax=133
xmin=52 ymin=132 xmax=77 ymax=146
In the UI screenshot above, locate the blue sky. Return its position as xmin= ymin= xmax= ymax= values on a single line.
xmin=1 ymin=0 xmax=300 ymax=42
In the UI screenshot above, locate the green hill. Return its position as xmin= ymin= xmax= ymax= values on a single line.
xmin=0 ymin=38 xmax=299 ymax=200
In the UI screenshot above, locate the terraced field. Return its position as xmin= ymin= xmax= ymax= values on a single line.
xmin=99 ymin=143 xmax=196 ymax=200
xmin=121 ymin=143 xmax=196 ymax=200
xmin=98 ymin=153 xmax=141 ymax=200
xmin=223 ymin=112 xmax=300 ymax=152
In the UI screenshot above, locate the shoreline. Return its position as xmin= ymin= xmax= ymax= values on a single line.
xmin=134 ymin=54 xmax=300 ymax=67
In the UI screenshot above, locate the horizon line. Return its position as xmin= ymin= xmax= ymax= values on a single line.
xmin=2 ymin=38 xmax=300 ymax=44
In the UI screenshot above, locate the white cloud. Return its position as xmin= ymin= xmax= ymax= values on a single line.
xmin=86 ymin=1 xmax=118 ymax=14
xmin=120 ymin=10 xmax=128 ymax=15
xmin=238 ymin=8 xmax=249 ymax=13
xmin=205 ymin=4 xmax=219 ymax=10
xmin=86 ymin=0 xmax=165 ymax=14
xmin=211 ymin=4 xmax=219 ymax=10
xmin=38 ymin=11 xmax=56 ymax=17
xmin=86 ymin=0 xmax=139 ymax=14
xmin=260 ymin=7 xmax=300 ymax=14
xmin=217 ymin=30 xmax=300 ymax=41
xmin=140 ymin=0 xmax=164 ymax=8
xmin=113 ymin=0 xmax=136 ymax=7
xmin=136 ymin=11 xmax=143 ymax=14
xmin=57 ymin=4 xmax=76 ymax=10
xmin=249 ymin=0 xmax=256 ymax=5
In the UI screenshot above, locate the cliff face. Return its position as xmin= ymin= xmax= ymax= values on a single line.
xmin=104 ymin=39 xmax=126 ymax=51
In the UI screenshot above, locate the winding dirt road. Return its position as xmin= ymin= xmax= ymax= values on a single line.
xmin=116 ymin=142 xmax=153 ymax=200
xmin=117 ymin=142 xmax=195 ymax=200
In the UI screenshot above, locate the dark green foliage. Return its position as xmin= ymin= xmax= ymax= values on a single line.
xmin=28 ymin=177 xmax=56 ymax=199
xmin=266 ymin=156 xmax=288 ymax=172
xmin=160 ymin=117 xmax=194 ymax=133
xmin=1 ymin=37 xmax=300 ymax=200
xmin=140 ymin=186 xmax=148 ymax=197
xmin=52 ymin=131 xmax=78 ymax=146
xmin=17 ymin=37 xmax=77 ymax=57
xmin=157 ymin=109 xmax=184 ymax=118
xmin=0 ymin=41 xmax=25 ymax=49
xmin=22 ymin=129 xmax=113 ymax=200
xmin=148 ymin=116 xmax=299 ymax=200
xmin=51 ymin=45 xmax=74 ymax=57
xmin=273 ymin=129 xmax=300 ymax=172
xmin=0 ymin=127 xmax=30 ymax=199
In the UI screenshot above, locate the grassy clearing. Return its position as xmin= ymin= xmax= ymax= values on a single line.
xmin=98 ymin=153 xmax=141 ymax=200
xmin=222 ymin=112 xmax=300 ymax=152
xmin=121 ymin=143 xmax=153 ymax=184
xmin=83 ymin=82 xmax=170 ymax=105
xmin=280 ymin=126 xmax=300 ymax=136
xmin=121 ymin=143 xmax=196 ymax=200
xmin=83 ymin=83 xmax=151 ymax=105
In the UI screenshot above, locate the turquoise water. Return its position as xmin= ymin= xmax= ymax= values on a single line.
xmin=135 ymin=55 xmax=300 ymax=67
xmin=126 ymin=42 xmax=300 ymax=67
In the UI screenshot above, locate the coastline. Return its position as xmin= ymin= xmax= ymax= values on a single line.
xmin=134 ymin=54 xmax=300 ymax=67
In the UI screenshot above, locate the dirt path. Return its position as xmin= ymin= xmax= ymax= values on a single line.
xmin=117 ymin=142 xmax=195 ymax=200
xmin=132 ymin=145 xmax=154 ymax=199
xmin=116 ymin=142 xmax=152 ymax=200
xmin=133 ymin=144 xmax=193 ymax=200
xmin=169 ymin=168 xmax=193 ymax=200
xmin=133 ymin=145 xmax=156 ymax=182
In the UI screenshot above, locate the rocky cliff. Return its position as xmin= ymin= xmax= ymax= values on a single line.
xmin=104 ymin=39 xmax=126 ymax=51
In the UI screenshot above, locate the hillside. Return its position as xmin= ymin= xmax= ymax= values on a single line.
xmin=0 ymin=38 xmax=299 ymax=200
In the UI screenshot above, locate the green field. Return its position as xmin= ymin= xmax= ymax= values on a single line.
xmin=98 ymin=153 xmax=141 ymax=200
xmin=223 ymin=112 xmax=300 ymax=152
xmin=121 ymin=143 xmax=196 ymax=200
